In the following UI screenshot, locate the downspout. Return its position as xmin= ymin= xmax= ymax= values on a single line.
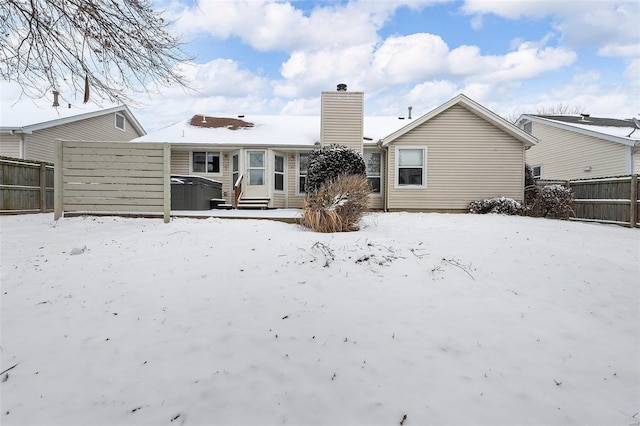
xmin=19 ymin=134 xmax=25 ymax=158
xmin=378 ymin=139 xmax=389 ymax=212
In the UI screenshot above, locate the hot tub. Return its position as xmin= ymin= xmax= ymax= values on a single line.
xmin=171 ymin=175 xmax=224 ymax=210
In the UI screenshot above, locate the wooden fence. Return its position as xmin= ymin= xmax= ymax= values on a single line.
xmin=1 ymin=156 xmax=54 ymax=214
xmin=55 ymin=141 xmax=171 ymax=223
xmin=538 ymin=175 xmax=639 ymax=228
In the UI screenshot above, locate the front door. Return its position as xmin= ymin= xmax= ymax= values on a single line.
xmin=244 ymin=150 xmax=267 ymax=198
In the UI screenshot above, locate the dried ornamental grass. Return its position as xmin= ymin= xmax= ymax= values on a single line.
xmin=301 ymin=174 xmax=370 ymax=233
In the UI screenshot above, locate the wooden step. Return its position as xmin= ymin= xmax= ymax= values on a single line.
xmin=237 ymin=197 xmax=270 ymax=210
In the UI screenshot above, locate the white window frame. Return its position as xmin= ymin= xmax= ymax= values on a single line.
xmin=395 ymin=146 xmax=426 ymax=188
xmin=364 ymin=151 xmax=382 ymax=195
xmin=192 ymin=151 xmax=221 ymax=175
xmin=114 ymin=112 xmax=126 ymax=131
xmin=274 ymin=154 xmax=285 ymax=192
xmin=297 ymin=152 xmax=310 ymax=194
xmin=532 ymin=165 xmax=542 ymax=179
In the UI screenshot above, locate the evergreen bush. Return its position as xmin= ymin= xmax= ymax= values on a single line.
xmin=524 ymin=164 xmax=539 ymax=209
xmin=539 ymin=184 xmax=575 ymax=219
xmin=306 ymin=144 xmax=366 ymax=193
xmin=469 ymin=197 xmax=524 ymax=215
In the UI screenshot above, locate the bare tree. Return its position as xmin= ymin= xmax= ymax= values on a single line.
xmin=536 ymin=104 xmax=586 ymax=116
xmin=504 ymin=103 xmax=587 ymax=123
xmin=0 ymin=0 xmax=191 ymax=104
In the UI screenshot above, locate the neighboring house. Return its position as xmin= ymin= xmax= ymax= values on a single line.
xmin=135 ymin=88 xmax=536 ymax=211
xmin=517 ymin=114 xmax=640 ymax=180
xmin=0 ymin=103 xmax=145 ymax=163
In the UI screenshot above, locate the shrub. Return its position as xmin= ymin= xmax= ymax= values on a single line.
xmin=306 ymin=144 xmax=366 ymax=193
xmin=469 ymin=197 xmax=524 ymax=215
xmin=539 ymin=184 xmax=575 ymax=219
xmin=524 ymin=164 xmax=539 ymax=208
xmin=301 ymin=174 xmax=370 ymax=232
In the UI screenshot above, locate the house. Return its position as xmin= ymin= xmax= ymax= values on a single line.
xmin=0 ymin=103 xmax=146 ymax=164
xmin=135 ymin=87 xmax=536 ymax=211
xmin=516 ymin=114 xmax=640 ymax=180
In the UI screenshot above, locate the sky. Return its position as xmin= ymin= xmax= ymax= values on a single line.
xmin=2 ymin=211 xmax=638 ymax=425
xmin=1 ymin=0 xmax=639 ymax=132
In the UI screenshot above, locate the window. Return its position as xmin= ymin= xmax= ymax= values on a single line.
xmin=397 ymin=148 xmax=425 ymax=186
xmin=298 ymin=153 xmax=309 ymax=193
xmin=193 ymin=151 xmax=220 ymax=173
xmin=232 ymin=154 xmax=239 ymax=187
xmin=274 ymin=155 xmax=284 ymax=191
xmin=247 ymin=151 xmax=265 ymax=185
xmin=115 ymin=113 xmax=125 ymax=131
xmin=523 ymin=121 xmax=532 ymax=134
xmin=532 ymin=165 xmax=541 ymax=179
xmin=364 ymin=152 xmax=382 ymax=193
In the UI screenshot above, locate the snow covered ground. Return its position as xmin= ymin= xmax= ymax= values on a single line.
xmin=1 ymin=212 xmax=638 ymax=426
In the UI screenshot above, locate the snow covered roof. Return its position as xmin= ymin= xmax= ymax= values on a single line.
xmin=519 ymin=114 xmax=640 ymax=146
xmin=134 ymin=114 xmax=410 ymax=148
xmin=134 ymin=115 xmax=320 ymax=147
xmin=0 ymin=102 xmax=145 ymax=136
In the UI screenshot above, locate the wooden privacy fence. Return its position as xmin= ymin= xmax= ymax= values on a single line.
xmin=55 ymin=141 xmax=171 ymax=223
xmin=1 ymin=156 xmax=54 ymax=214
xmin=539 ymin=175 xmax=639 ymax=228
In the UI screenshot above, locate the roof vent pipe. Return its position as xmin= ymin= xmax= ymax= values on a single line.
xmin=337 ymin=83 xmax=347 ymax=92
xmin=52 ymin=90 xmax=60 ymax=107
xmin=408 ymin=106 xmax=413 ymax=120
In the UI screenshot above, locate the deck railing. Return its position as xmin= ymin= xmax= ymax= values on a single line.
xmin=233 ymin=174 xmax=243 ymax=209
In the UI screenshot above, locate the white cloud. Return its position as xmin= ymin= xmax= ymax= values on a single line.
xmin=275 ymin=44 xmax=374 ymax=97
xmin=470 ymin=14 xmax=483 ymax=30
xmin=598 ymin=44 xmax=640 ymax=58
xmin=370 ymin=34 xmax=450 ymax=84
xmin=167 ymin=0 xmax=383 ymax=52
xmin=449 ymin=40 xmax=577 ymax=84
xmin=280 ymin=97 xmax=321 ymax=115
xmin=500 ymin=70 xmax=638 ymax=119
xmin=461 ymin=0 xmax=640 ymax=54
xmin=407 ymin=80 xmax=459 ymax=104
xmin=624 ymin=59 xmax=640 ymax=83
xmin=177 ymin=60 xmax=269 ymax=98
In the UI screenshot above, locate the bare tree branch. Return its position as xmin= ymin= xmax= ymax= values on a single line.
xmin=0 ymin=0 xmax=192 ymax=104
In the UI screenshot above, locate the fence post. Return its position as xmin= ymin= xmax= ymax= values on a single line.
xmin=39 ymin=162 xmax=47 ymax=212
xmin=54 ymin=140 xmax=63 ymax=220
xmin=631 ymin=174 xmax=638 ymax=228
xmin=163 ymin=143 xmax=171 ymax=223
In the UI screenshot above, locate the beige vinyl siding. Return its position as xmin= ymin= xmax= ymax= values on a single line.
xmin=286 ymin=152 xmax=306 ymax=208
xmin=634 ymin=149 xmax=640 ymax=175
xmin=526 ymin=121 xmax=629 ymax=179
xmin=321 ymin=91 xmax=364 ymax=153
xmin=170 ymin=150 xmax=190 ymax=175
xmin=220 ymin=154 xmax=230 ymax=203
xmin=0 ymin=134 xmax=21 ymax=158
xmin=24 ymin=113 xmax=141 ymax=163
xmin=272 ymin=191 xmax=286 ymax=208
xmin=386 ymin=104 xmax=525 ymax=211
xmin=368 ymin=191 xmax=384 ymax=210
xmin=271 ymin=152 xmax=286 ymax=208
